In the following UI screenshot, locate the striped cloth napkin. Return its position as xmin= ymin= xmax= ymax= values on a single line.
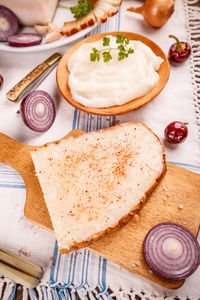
xmin=0 ymin=0 xmax=200 ymax=299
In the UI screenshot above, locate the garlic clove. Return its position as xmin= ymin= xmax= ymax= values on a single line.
xmin=34 ymin=25 xmax=48 ymax=35
xmin=45 ymin=31 xmax=62 ymax=43
xmin=48 ymin=22 xmax=61 ymax=33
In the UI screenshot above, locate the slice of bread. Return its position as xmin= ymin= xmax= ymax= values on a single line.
xmin=31 ymin=122 xmax=166 ymax=254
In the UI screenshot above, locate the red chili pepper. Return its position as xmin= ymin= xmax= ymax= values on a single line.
xmin=168 ymin=35 xmax=191 ymax=63
xmin=164 ymin=121 xmax=188 ymax=144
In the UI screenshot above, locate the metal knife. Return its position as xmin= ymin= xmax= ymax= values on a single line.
xmin=6 ymin=52 xmax=62 ymax=102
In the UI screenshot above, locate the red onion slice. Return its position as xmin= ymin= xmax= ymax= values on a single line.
xmin=20 ymin=90 xmax=56 ymax=132
xmin=143 ymin=222 xmax=200 ymax=280
xmin=8 ymin=33 xmax=42 ymax=47
xmin=0 ymin=6 xmax=19 ymax=42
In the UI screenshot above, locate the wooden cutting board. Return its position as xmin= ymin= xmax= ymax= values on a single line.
xmin=0 ymin=130 xmax=200 ymax=290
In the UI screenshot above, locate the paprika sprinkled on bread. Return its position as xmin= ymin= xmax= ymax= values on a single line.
xmin=31 ymin=122 xmax=166 ymax=254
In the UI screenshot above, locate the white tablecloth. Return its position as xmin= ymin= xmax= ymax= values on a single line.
xmin=0 ymin=0 xmax=199 ymax=299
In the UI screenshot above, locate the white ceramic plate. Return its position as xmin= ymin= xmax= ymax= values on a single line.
xmin=0 ymin=1 xmax=97 ymax=53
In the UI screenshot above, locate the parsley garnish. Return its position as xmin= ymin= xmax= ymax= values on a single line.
xmin=90 ymin=35 xmax=134 ymax=62
xmin=59 ymin=0 xmax=94 ymax=19
xmin=90 ymin=48 xmax=100 ymax=62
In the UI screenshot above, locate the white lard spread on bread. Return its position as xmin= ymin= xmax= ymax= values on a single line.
xmin=67 ymin=36 xmax=164 ymax=108
xmin=31 ymin=122 xmax=166 ymax=253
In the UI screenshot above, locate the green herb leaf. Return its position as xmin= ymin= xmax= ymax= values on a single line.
xmin=125 ymin=38 xmax=130 ymax=45
xmin=89 ymin=35 xmax=134 ymax=62
xmin=103 ymin=51 xmax=112 ymax=62
xmin=117 ymin=44 xmax=125 ymax=51
xmin=103 ymin=37 xmax=110 ymax=46
xmin=118 ymin=51 xmax=126 ymax=61
xmin=69 ymin=0 xmax=94 ymax=19
xmin=90 ymin=53 xmax=96 ymax=61
xmin=92 ymin=47 xmax=98 ymax=53
xmin=128 ymin=48 xmax=134 ymax=54
xmin=90 ymin=48 xmax=100 ymax=61
xmin=116 ymin=34 xmax=126 ymax=44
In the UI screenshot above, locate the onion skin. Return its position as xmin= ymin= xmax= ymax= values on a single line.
xmin=127 ymin=0 xmax=175 ymax=28
xmin=143 ymin=223 xmax=200 ymax=280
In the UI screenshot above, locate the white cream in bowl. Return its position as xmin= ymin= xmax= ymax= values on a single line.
xmin=67 ymin=36 xmax=164 ymax=108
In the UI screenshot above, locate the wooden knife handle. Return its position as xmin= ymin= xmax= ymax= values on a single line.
xmin=6 ymin=53 xmax=62 ymax=102
xmin=6 ymin=63 xmax=49 ymax=102
xmin=0 ymin=248 xmax=43 ymax=288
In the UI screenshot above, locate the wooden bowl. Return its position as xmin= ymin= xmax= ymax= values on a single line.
xmin=56 ymin=32 xmax=170 ymax=116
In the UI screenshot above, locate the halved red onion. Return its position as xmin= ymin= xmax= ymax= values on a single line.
xmin=0 ymin=6 xmax=19 ymax=42
xmin=143 ymin=222 xmax=200 ymax=280
xmin=8 ymin=33 xmax=42 ymax=47
xmin=20 ymin=90 xmax=56 ymax=132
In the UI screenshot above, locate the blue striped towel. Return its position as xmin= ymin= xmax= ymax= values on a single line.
xmin=1 ymin=1 xmax=200 ymax=298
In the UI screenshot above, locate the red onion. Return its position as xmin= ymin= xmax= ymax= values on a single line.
xmin=8 ymin=33 xmax=42 ymax=47
xmin=143 ymin=223 xmax=200 ymax=280
xmin=0 ymin=6 xmax=19 ymax=42
xmin=0 ymin=74 xmax=3 ymax=88
xmin=20 ymin=90 xmax=56 ymax=132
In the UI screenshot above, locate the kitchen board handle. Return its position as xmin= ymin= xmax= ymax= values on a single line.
xmin=0 ymin=132 xmax=31 ymax=175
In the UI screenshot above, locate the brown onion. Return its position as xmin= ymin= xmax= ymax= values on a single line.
xmin=127 ymin=0 xmax=175 ymax=28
